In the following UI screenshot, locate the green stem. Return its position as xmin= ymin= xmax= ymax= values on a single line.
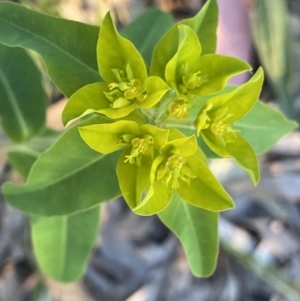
xmin=140 ymin=108 xmax=155 ymax=124
xmin=160 ymin=121 xmax=196 ymax=131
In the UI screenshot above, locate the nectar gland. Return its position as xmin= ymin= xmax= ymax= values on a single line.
xmin=124 ymin=134 xmax=154 ymax=165
xmin=104 ymin=64 xmax=147 ymax=109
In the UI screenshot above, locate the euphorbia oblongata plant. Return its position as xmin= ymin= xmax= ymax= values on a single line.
xmin=0 ymin=0 xmax=297 ymax=282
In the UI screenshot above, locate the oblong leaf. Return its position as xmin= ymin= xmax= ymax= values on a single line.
xmin=7 ymin=129 xmax=61 ymax=179
xmin=0 ymin=44 xmax=47 ymax=142
xmin=0 ymin=2 xmax=101 ymax=97
xmin=158 ymin=192 xmax=219 ymax=277
xmin=235 ymin=101 xmax=298 ymax=154
xmin=2 ymin=117 xmax=120 ymax=216
xmin=31 ymin=206 xmax=100 ymax=282
xmin=7 ymin=148 xmax=40 ymax=179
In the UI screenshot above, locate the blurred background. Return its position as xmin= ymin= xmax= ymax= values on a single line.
xmin=0 ymin=0 xmax=300 ymax=300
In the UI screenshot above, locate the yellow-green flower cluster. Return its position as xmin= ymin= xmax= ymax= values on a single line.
xmin=62 ymin=11 xmax=264 ymax=215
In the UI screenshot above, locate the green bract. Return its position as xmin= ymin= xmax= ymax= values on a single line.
xmin=79 ymin=121 xmax=169 ymax=209
xmin=134 ymin=129 xmax=234 ymax=216
xmin=62 ymin=12 xmax=170 ymax=125
xmin=195 ymin=68 xmax=264 ymax=183
xmin=150 ymin=0 xmax=219 ymax=79
xmin=165 ymin=25 xmax=251 ymax=99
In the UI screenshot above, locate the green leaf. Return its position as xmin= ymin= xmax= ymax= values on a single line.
xmin=0 ymin=2 xmax=101 ymax=97
xmin=7 ymin=128 xmax=62 ymax=179
xmin=250 ymin=0 xmax=296 ymax=118
xmin=150 ymin=0 xmax=218 ymax=78
xmin=31 ymin=206 xmax=99 ymax=282
xmin=235 ymin=101 xmax=298 ymax=154
xmin=7 ymin=148 xmax=40 ymax=179
xmin=2 ymin=117 xmax=120 ymax=216
xmin=10 ymin=134 xmax=100 ymax=283
xmin=25 ymin=127 xmax=62 ymax=152
xmin=121 ymin=9 xmax=174 ymax=66
xmin=0 ymin=44 xmax=47 ymax=142
xmin=158 ymin=192 xmax=219 ymax=277
xmin=97 ymin=13 xmax=147 ymax=84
